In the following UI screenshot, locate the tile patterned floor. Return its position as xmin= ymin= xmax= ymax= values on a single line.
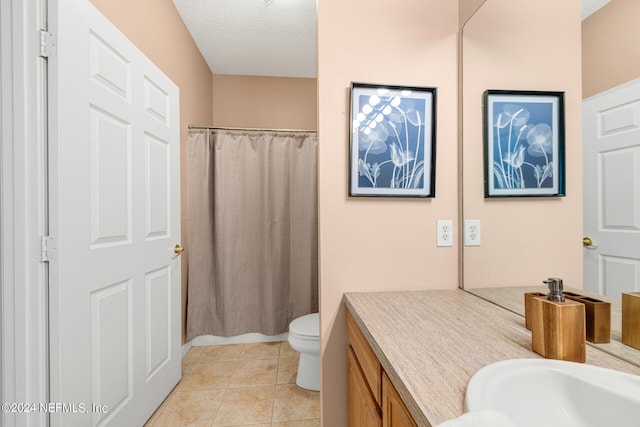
xmin=144 ymin=342 xmax=320 ymax=427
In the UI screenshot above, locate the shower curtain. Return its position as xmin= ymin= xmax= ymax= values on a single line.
xmin=186 ymin=129 xmax=318 ymax=340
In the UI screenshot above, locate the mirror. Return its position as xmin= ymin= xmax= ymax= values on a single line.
xmin=460 ymin=0 xmax=640 ymax=367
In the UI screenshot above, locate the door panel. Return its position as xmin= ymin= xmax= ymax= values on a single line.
xmin=583 ymin=79 xmax=640 ymax=296
xmin=50 ymin=1 xmax=181 ymax=426
xmin=90 ymin=280 xmax=133 ymax=422
xmin=90 ymin=106 xmax=132 ymax=247
xmin=145 ymin=267 xmax=172 ymax=380
xmin=602 ymin=149 xmax=637 ymax=227
xmin=145 ymin=133 xmax=170 ymax=239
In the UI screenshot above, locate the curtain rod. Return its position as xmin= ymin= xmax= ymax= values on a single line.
xmin=188 ymin=125 xmax=317 ymax=134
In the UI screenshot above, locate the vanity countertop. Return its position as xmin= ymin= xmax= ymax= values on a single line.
xmin=343 ymin=289 xmax=640 ymax=427
xmin=468 ymin=285 xmax=640 ymax=366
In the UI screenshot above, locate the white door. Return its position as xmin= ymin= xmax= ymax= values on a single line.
xmin=49 ymin=1 xmax=181 ymax=426
xmin=583 ymin=78 xmax=640 ymax=297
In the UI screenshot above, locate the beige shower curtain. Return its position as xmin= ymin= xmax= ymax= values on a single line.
xmin=186 ymin=129 xmax=318 ymax=340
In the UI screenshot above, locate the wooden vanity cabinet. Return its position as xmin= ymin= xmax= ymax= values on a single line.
xmin=347 ymin=347 xmax=382 ymax=426
xmin=347 ymin=312 xmax=417 ymax=427
xmin=382 ymin=372 xmax=418 ymax=427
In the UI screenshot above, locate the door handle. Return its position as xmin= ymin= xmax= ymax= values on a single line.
xmin=173 ymin=244 xmax=185 ymax=255
xmin=583 ymin=237 xmax=598 ymax=248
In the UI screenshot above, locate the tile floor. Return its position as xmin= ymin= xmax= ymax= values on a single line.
xmin=144 ymin=341 xmax=320 ymax=427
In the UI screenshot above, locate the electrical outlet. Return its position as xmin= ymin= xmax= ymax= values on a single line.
xmin=464 ymin=219 xmax=481 ymax=246
xmin=437 ymin=220 xmax=453 ymax=247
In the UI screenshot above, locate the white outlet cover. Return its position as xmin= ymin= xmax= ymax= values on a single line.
xmin=464 ymin=219 xmax=481 ymax=246
xmin=437 ymin=219 xmax=453 ymax=247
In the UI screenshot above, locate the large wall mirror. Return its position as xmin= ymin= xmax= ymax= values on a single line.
xmin=461 ymin=0 xmax=640 ymax=366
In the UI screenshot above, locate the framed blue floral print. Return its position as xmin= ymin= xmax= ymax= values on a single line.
xmin=484 ymin=90 xmax=565 ymax=198
xmin=349 ymin=82 xmax=437 ymax=197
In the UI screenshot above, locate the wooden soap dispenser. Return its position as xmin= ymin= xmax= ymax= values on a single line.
xmin=530 ymin=278 xmax=586 ymax=363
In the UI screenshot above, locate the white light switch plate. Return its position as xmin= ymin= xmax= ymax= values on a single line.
xmin=464 ymin=219 xmax=481 ymax=246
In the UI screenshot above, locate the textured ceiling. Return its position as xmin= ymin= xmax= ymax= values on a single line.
xmin=173 ymin=1 xmax=607 ymax=79
xmin=173 ymin=0 xmax=317 ymax=78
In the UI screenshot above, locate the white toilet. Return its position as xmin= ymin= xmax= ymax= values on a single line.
xmin=288 ymin=312 xmax=320 ymax=391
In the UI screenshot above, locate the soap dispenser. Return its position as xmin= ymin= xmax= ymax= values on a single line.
xmin=530 ymin=278 xmax=586 ymax=363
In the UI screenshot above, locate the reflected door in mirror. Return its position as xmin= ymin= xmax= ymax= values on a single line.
xmin=583 ymin=79 xmax=640 ymax=297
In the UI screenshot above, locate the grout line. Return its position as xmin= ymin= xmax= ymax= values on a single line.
xmin=269 ymin=382 xmax=277 ymax=424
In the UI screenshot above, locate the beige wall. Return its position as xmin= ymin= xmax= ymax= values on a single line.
xmin=90 ymin=0 xmax=213 ymax=342
xmin=459 ymin=0 xmax=487 ymax=26
xmin=461 ymin=0 xmax=583 ymax=289
xmin=212 ymin=75 xmax=317 ymax=129
xmin=318 ymin=1 xmax=460 ymax=425
xmin=582 ymin=0 xmax=640 ymax=98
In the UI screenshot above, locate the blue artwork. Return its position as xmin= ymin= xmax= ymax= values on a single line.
xmin=485 ymin=91 xmax=564 ymax=197
xmin=350 ymin=84 xmax=436 ymax=197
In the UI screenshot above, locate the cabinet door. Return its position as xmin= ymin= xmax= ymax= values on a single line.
xmin=347 ymin=311 xmax=382 ymax=405
xmin=382 ymin=373 xmax=418 ymax=427
xmin=348 ymin=347 xmax=382 ymax=427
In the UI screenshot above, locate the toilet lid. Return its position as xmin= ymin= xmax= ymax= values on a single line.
xmin=289 ymin=313 xmax=319 ymax=338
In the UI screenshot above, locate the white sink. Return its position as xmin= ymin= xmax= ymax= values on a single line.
xmin=465 ymin=358 xmax=640 ymax=427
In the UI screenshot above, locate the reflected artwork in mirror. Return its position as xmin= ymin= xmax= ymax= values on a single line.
xmin=484 ymin=90 xmax=565 ymax=197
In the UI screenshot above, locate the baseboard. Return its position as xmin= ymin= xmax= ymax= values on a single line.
xmin=188 ymin=332 xmax=289 ymax=348
xmin=181 ymin=340 xmax=193 ymax=358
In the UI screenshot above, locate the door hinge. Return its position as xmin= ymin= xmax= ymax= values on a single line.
xmin=39 ymin=30 xmax=57 ymax=58
xmin=40 ymin=236 xmax=57 ymax=262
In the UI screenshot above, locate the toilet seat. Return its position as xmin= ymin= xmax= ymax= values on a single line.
xmin=289 ymin=313 xmax=319 ymax=338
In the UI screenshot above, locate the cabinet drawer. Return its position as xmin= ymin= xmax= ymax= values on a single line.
xmin=347 ymin=311 xmax=382 ymax=406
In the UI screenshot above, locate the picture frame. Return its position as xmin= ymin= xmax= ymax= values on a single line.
xmin=484 ymin=90 xmax=565 ymax=198
xmin=349 ymin=82 xmax=437 ymax=197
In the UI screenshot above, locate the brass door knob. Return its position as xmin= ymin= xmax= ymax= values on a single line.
xmin=583 ymin=237 xmax=598 ymax=248
xmin=173 ymin=244 xmax=185 ymax=255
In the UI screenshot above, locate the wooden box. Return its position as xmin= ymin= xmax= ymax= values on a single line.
xmin=622 ymin=292 xmax=640 ymax=350
xmin=564 ymin=295 xmax=611 ymax=343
